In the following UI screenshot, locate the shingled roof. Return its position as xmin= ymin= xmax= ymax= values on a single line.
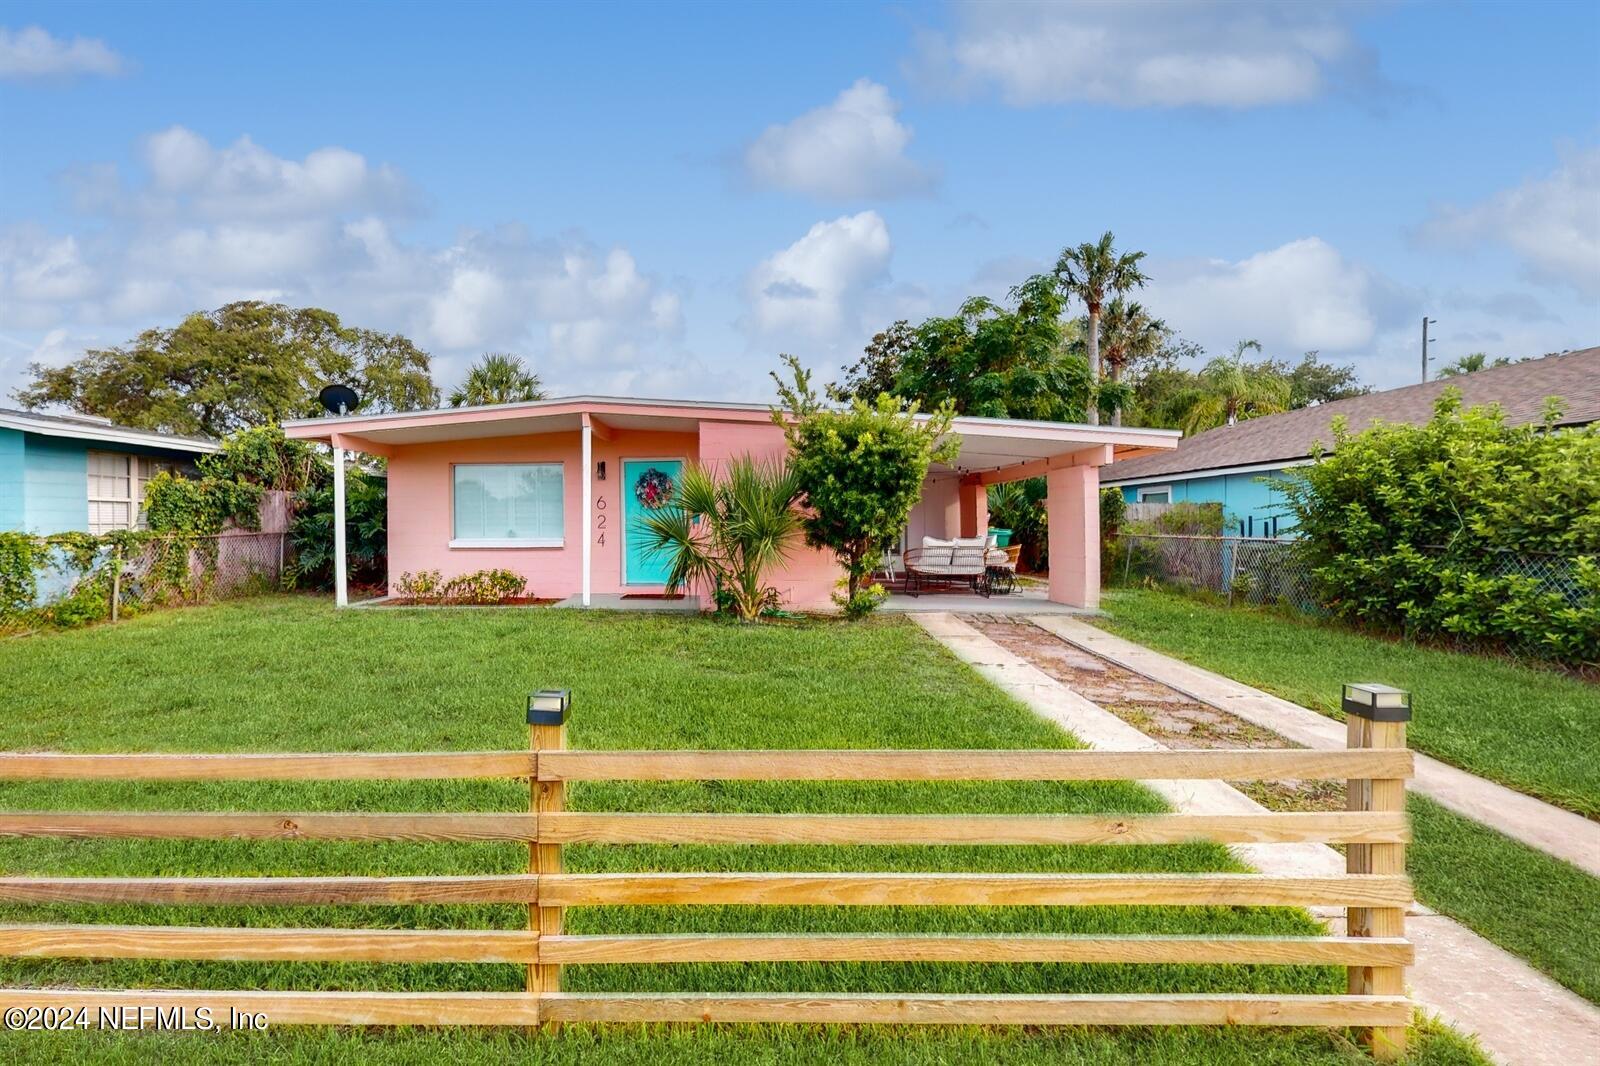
xmin=1102 ymin=346 xmax=1600 ymax=484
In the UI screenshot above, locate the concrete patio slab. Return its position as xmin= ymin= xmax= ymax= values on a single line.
xmin=1031 ymin=616 xmax=1600 ymax=880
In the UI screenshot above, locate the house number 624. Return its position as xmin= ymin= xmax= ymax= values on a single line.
xmin=595 ymin=496 xmax=607 ymax=545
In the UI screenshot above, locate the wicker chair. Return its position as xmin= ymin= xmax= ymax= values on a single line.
xmin=903 ymin=537 xmax=992 ymax=597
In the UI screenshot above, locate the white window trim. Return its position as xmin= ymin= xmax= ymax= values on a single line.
xmin=1136 ymin=485 xmax=1173 ymax=503
xmin=448 ymin=537 xmax=564 ymax=549
xmin=450 ymin=461 xmax=566 ymax=546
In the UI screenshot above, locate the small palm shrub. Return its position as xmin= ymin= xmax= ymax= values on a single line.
xmin=639 ymin=456 xmax=803 ymax=622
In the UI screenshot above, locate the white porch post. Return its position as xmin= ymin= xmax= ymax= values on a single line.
xmin=332 ymin=435 xmax=348 ymax=608
xmin=580 ymin=418 xmax=592 ymax=607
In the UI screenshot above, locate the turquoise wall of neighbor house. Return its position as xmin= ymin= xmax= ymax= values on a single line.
xmin=0 ymin=428 xmax=23 ymax=530
xmin=22 ymin=434 xmax=90 ymax=534
xmin=1120 ymin=468 xmax=1299 ymax=537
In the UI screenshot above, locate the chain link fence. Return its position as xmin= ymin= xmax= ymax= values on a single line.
xmin=1113 ymin=533 xmax=1320 ymax=612
xmin=1111 ymin=533 xmax=1590 ymax=620
xmin=111 ymin=532 xmax=290 ymax=618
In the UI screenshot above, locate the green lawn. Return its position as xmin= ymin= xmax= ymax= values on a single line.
xmin=0 ymin=596 xmax=1480 ymax=1064
xmin=1093 ymin=588 xmax=1600 ymax=818
xmin=1094 ymin=586 xmax=1600 ymax=1003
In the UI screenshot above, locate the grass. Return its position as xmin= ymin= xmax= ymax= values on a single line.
xmin=1408 ymin=796 xmax=1600 ymax=1004
xmin=1094 ymin=586 xmax=1600 ymax=1003
xmin=1092 ymin=587 xmax=1600 ymax=818
xmin=0 ymin=595 xmax=1482 ymax=1063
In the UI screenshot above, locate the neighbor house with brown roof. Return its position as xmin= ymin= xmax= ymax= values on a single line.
xmin=1102 ymin=347 xmax=1599 ymax=537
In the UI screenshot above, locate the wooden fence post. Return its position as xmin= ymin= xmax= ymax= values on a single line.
xmin=1343 ymin=683 xmax=1411 ymax=1061
xmin=527 ymin=690 xmax=570 ymax=1029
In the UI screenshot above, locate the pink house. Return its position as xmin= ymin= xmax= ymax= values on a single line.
xmin=282 ymin=396 xmax=1178 ymax=612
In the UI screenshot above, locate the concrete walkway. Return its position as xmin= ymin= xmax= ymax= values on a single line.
xmin=1030 ymin=616 xmax=1600 ymax=880
xmin=913 ymin=612 xmax=1600 ymax=1066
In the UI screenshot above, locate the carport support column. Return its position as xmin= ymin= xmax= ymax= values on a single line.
xmin=331 ymin=434 xmax=348 ymax=608
xmin=958 ymin=477 xmax=988 ymax=539
xmin=1046 ymin=461 xmax=1099 ymax=610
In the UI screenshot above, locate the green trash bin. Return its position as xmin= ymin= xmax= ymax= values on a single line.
xmin=988 ymin=527 xmax=1013 ymax=548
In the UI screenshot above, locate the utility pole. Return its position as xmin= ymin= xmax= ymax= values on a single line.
xmin=1421 ymin=317 xmax=1437 ymax=382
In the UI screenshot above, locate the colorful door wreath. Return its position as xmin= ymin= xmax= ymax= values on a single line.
xmin=633 ymin=466 xmax=676 ymax=509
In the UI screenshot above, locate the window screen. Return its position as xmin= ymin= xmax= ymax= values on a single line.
xmin=452 ymin=464 xmax=564 ymax=543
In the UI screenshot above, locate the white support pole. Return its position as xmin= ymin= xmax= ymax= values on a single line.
xmin=332 ymin=438 xmax=348 ymax=608
xmin=580 ymin=420 xmax=592 ymax=607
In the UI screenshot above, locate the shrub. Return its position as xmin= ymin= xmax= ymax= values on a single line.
xmin=834 ymin=578 xmax=889 ymax=619
xmin=1278 ymin=391 xmax=1599 ymax=665
xmin=289 ymin=463 xmax=387 ymax=590
xmin=988 ymin=479 xmax=1048 ymax=571
xmin=143 ymin=471 xmax=262 ymax=535
xmin=773 ymin=355 xmax=957 ymax=611
xmin=394 ymin=570 xmax=444 ymax=600
xmin=443 ymin=569 xmax=527 ymax=604
xmin=639 ymin=457 xmax=803 ymax=622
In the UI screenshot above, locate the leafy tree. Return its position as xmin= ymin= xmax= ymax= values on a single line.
xmin=639 ymin=457 xmax=804 ymax=622
xmin=832 ymin=321 xmax=916 ymax=403
xmin=1438 ymin=351 xmax=1515 ymax=378
xmin=1053 ymin=231 xmax=1149 ymax=425
xmin=448 ymin=352 xmax=546 ymax=407
xmin=12 ymin=301 xmax=438 ymax=437
xmin=893 ymin=274 xmax=1093 ymax=421
xmin=773 ymin=355 xmax=957 ymax=608
xmin=1097 ymin=297 xmax=1165 ymax=425
xmin=1280 ymin=351 xmax=1369 ymax=407
xmin=197 ymin=425 xmax=318 ymax=492
xmin=1179 ymin=340 xmax=1292 ymax=434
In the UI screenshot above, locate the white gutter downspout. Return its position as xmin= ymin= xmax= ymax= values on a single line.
xmin=331 ymin=434 xmax=348 ymax=608
xmin=580 ymin=416 xmax=592 ymax=607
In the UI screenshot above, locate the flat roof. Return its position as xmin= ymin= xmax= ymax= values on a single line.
xmin=0 ymin=408 xmax=220 ymax=454
xmin=283 ymin=394 xmax=1179 ymax=478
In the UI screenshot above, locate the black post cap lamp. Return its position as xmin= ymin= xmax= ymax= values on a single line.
xmin=1341 ymin=683 xmax=1411 ymax=723
xmin=527 ymin=689 xmax=571 ymax=726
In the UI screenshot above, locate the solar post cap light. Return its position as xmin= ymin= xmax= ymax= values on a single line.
xmin=318 ymin=383 xmax=362 ymax=416
xmin=1342 ymin=683 xmax=1412 ymax=722
xmin=528 ymin=689 xmax=571 ymax=726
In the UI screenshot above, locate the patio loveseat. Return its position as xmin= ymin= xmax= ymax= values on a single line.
xmin=903 ymin=536 xmax=1010 ymax=597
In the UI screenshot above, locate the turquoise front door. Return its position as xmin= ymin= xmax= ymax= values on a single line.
xmin=622 ymin=459 xmax=684 ymax=585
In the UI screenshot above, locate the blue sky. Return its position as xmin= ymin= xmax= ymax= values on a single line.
xmin=1 ymin=1 xmax=1596 ymax=405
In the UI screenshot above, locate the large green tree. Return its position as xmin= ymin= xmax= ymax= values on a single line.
xmin=12 ymin=301 xmax=439 ymax=437
xmin=448 ymin=352 xmax=546 ymax=407
xmin=891 ymin=273 xmax=1093 ymax=421
xmin=1053 ymin=231 xmax=1148 ymax=425
xmin=1438 ymin=351 xmax=1516 ymax=378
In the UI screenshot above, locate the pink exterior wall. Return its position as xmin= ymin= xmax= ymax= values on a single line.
xmin=697 ymin=420 xmax=839 ymax=610
xmin=905 ymin=474 xmax=961 ymax=545
xmin=386 ymin=428 xmax=697 ymax=600
xmin=1046 ymin=463 xmax=1100 ymax=610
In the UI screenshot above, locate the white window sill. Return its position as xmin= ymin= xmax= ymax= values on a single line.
xmin=448 ymin=538 xmax=564 ymax=549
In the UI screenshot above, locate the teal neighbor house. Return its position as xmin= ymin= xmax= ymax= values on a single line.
xmin=1102 ymin=347 xmax=1600 ymax=537
xmin=0 ymin=408 xmax=218 ymax=535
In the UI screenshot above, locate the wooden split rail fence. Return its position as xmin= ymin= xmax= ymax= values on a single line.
xmin=0 ymin=712 xmax=1414 ymax=1058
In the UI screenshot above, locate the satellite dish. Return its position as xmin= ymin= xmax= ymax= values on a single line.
xmin=318 ymin=383 xmax=361 ymax=416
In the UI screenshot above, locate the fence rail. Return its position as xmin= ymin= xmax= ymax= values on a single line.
xmin=0 ymin=721 xmax=1415 ymax=1057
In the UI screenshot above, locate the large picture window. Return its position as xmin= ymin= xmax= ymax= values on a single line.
xmin=451 ymin=463 xmax=564 ymax=547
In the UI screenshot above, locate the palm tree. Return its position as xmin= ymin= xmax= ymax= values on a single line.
xmin=1179 ymin=340 xmax=1291 ymax=435
xmin=448 ymin=353 xmax=546 ymax=407
xmin=639 ymin=456 xmax=804 ymax=622
xmin=1098 ymin=297 xmax=1164 ymax=426
xmin=1054 ymin=231 xmax=1149 ymax=425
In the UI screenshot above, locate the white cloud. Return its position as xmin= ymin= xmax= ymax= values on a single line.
xmin=745 ymin=80 xmax=936 ymax=199
xmin=1144 ymin=237 xmax=1414 ymax=356
xmin=0 ymin=129 xmax=687 ymax=397
xmin=1418 ymin=147 xmax=1600 ymax=297
xmin=0 ymin=25 xmax=125 ymax=81
xmin=910 ymin=1 xmax=1377 ymax=108
xmin=746 ymin=212 xmax=893 ymax=337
